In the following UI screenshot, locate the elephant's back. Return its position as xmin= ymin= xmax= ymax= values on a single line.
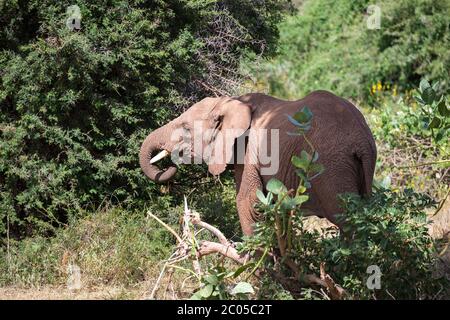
xmin=253 ymin=90 xmax=372 ymax=143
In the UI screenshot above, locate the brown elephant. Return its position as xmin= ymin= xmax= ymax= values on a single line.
xmin=139 ymin=90 xmax=377 ymax=235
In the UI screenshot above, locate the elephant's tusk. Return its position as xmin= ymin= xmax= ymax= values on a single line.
xmin=150 ymin=150 xmax=170 ymax=164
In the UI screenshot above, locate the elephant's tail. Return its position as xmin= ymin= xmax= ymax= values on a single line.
xmin=356 ymin=138 xmax=377 ymax=197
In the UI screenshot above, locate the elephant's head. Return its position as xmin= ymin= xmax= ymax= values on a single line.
xmin=139 ymin=97 xmax=253 ymax=183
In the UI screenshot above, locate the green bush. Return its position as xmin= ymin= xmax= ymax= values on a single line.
xmin=363 ymin=80 xmax=449 ymax=200
xmin=329 ymin=189 xmax=444 ymax=299
xmin=252 ymin=0 xmax=450 ymax=100
xmin=250 ymin=183 xmax=446 ymax=299
xmin=0 ymin=0 xmax=288 ymax=237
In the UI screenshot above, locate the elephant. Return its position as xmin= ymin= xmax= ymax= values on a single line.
xmin=139 ymin=90 xmax=377 ymax=235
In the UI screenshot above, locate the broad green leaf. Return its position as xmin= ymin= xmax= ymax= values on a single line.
xmin=435 ymin=128 xmax=446 ymax=142
xmin=281 ymin=196 xmax=296 ymax=210
xmin=190 ymin=292 xmax=202 ymax=300
xmin=287 ymin=115 xmax=311 ymax=130
xmin=432 ymin=81 xmax=440 ymax=92
xmin=419 ymin=79 xmax=435 ymax=104
xmin=282 ymin=195 xmax=308 ymax=210
xmin=381 ymin=175 xmax=391 ymax=188
xmin=256 ymin=189 xmax=267 ymax=205
xmin=437 ymin=99 xmax=450 ymax=117
xmin=294 ymin=195 xmax=309 ymax=205
xmin=309 ymin=163 xmax=324 ymax=179
xmin=203 ymin=275 xmax=218 ymax=286
xmin=297 ymin=185 xmax=307 ymax=194
xmin=266 ymin=178 xmax=287 ymax=195
xmin=230 ymin=282 xmax=254 ymax=295
xmin=197 ymin=284 xmax=214 ymax=298
xmin=414 ymin=93 xmax=425 ymax=105
xmin=293 ymin=106 xmax=313 ymax=123
xmin=291 ymin=155 xmax=309 ymax=170
xmin=287 ymin=114 xmax=303 ymax=127
xmin=428 ymin=117 xmax=441 ymax=129
xmin=419 ymin=79 xmax=431 ymax=93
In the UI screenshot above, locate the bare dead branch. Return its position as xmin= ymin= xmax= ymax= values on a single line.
xmin=190 ymin=213 xmax=231 ymax=246
xmin=197 ymin=241 xmax=249 ymax=264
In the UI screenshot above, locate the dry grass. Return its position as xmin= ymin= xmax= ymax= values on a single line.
xmin=0 ymin=285 xmax=145 ymax=300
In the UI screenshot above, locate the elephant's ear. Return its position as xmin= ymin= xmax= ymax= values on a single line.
xmin=207 ymin=97 xmax=252 ymax=176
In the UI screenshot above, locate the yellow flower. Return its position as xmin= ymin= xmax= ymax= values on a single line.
xmin=377 ymin=81 xmax=382 ymax=91
xmin=372 ymin=84 xmax=377 ymax=93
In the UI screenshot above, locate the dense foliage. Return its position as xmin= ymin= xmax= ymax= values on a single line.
xmin=0 ymin=0 xmax=288 ymax=237
xmin=251 ymin=186 xmax=446 ymax=299
xmin=252 ymin=0 xmax=450 ymax=101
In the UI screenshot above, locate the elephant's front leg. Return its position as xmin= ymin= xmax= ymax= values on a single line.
xmin=235 ymin=164 xmax=263 ymax=235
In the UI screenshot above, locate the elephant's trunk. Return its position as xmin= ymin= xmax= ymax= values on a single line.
xmin=139 ymin=126 xmax=177 ymax=183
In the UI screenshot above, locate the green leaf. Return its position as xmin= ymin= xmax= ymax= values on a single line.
xmin=266 ymin=178 xmax=287 ymax=195
xmin=437 ymin=99 xmax=450 ymax=117
xmin=203 ymin=275 xmax=218 ymax=286
xmin=287 ymin=114 xmax=310 ymax=129
xmin=435 ymin=128 xmax=446 ymax=142
xmin=301 ymin=150 xmax=312 ymax=162
xmin=312 ymin=151 xmax=319 ymax=162
xmin=293 ymin=106 xmax=313 ymax=123
xmin=419 ymin=79 xmax=431 ymax=93
xmin=428 ymin=117 xmax=441 ymax=129
xmin=297 ymin=185 xmax=307 ymax=194
xmin=230 ymin=282 xmax=254 ymax=295
xmin=233 ymin=263 xmax=255 ymax=278
xmin=309 ymin=163 xmax=324 ymax=176
xmin=381 ymin=175 xmax=391 ymax=188
xmin=256 ymin=189 xmax=268 ymax=205
xmin=266 ymin=192 xmax=274 ymax=204
xmin=419 ymin=79 xmax=436 ymax=104
xmin=291 ymin=155 xmax=309 ymax=170
xmin=414 ymin=93 xmax=425 ymax=105
xmin=293 ymin=195 xmax=309 ymax=205
xmin=197 ymin=284 xmax=214 ymax=298
xmin=281 ymin=196 xmax=296 ymax=210
xmin=190 ymin=292 xmax=202 ymax=300
xmin=281 ymin=194 xmax=309 ymax=210
xmin=432 ymin=81 xmax=440 ymax=92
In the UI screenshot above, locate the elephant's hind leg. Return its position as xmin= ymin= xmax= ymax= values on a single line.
xmin=311 ymin=165 xmax=360 ymax=227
